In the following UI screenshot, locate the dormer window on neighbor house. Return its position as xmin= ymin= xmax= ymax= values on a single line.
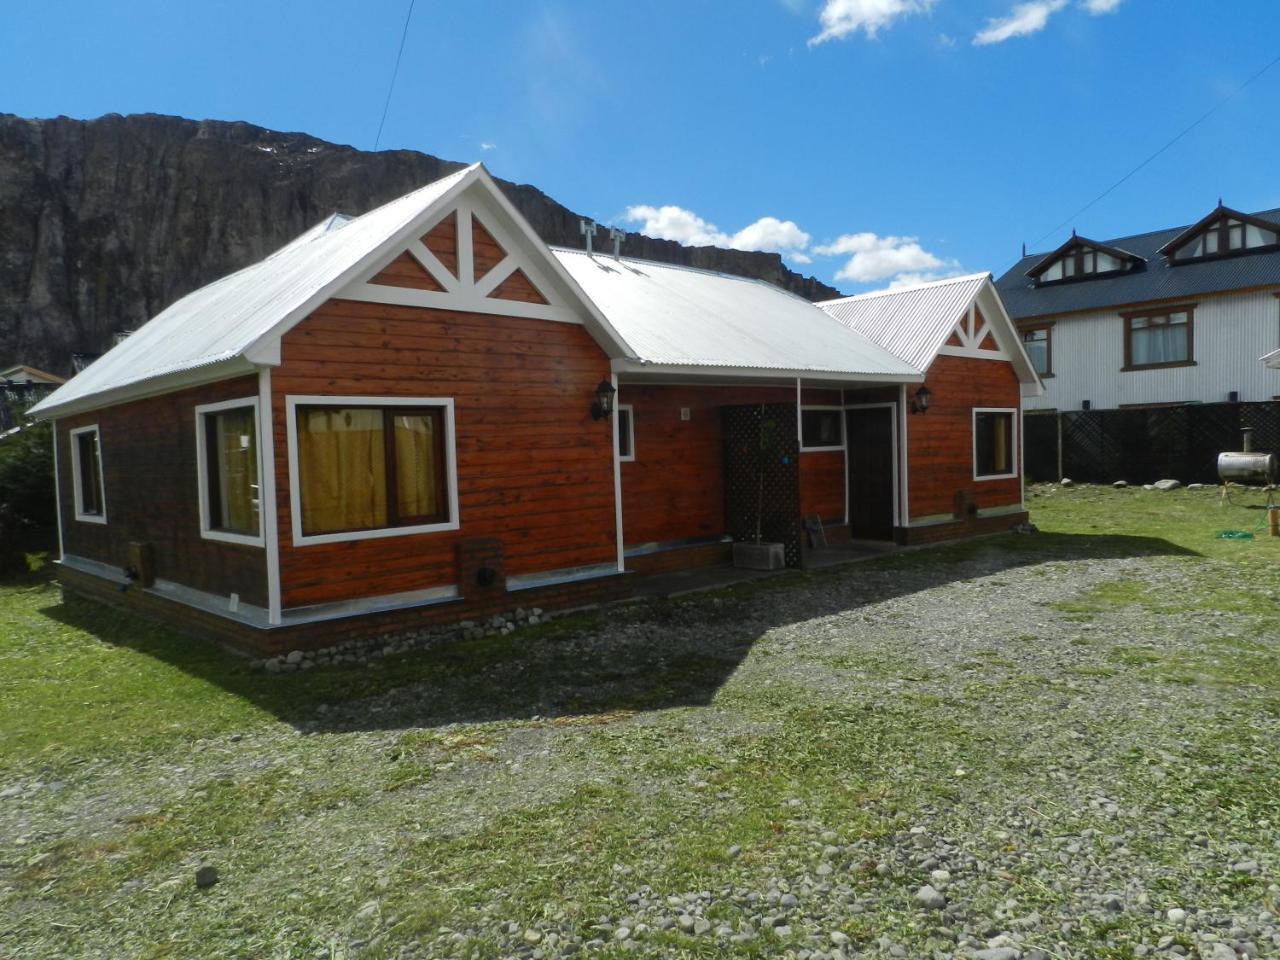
xmin=1159 ymin=205 xmax=1280 ymax=263
xmin=1026 ymin=235 xmax=1141 ymax=286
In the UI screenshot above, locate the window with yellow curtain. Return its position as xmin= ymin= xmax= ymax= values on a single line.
xmin=203 ymin=407 xmax=259 ymax=535
xmin=296 ymin=405 xmax=447 ymax=536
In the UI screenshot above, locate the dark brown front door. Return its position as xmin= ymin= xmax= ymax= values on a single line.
xmin=846 ymin=407 xmax=895 ymax=540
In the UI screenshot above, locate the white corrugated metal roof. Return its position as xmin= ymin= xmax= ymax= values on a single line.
xmin=551 ymin=248 xmax=921 ymax=380
xmin=816 ymin=273 xmax=990 ymax=370
xmin=31 ymin=165 xmax=480 ymax=418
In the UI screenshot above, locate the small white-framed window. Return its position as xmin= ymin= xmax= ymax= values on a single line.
xmin=68 ymin=424 xmax=107 ymax=524
xmin=618 ymin=404 xmax=635 ymax=462
xmin=973 ymin=408 xmax=1018 ymax=481
xmin=285 ymin=395 xmax=460 ymax=546
xmin=195 ymin=397 xmax=264 ymax=546
xmin=800 ymin=407 xmax=844 ymax=452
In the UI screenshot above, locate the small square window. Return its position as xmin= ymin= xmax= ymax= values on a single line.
xmin=1021 ymin=327 xmax=1051 ymax=377
xmin=801 ymin=409 xmax=843 ymax=450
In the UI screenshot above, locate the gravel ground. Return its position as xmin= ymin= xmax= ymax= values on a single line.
xmin=2 ymin=525 xmax=1278 ymax=959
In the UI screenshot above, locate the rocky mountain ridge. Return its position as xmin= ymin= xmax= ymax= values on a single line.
xmin=0 ymin=113 xmax=839 ymax=375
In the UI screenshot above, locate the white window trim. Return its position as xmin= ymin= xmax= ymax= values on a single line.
xmin=195 ymin=396 xmax=265 ymax=547
xmin=285 ymin=394 xmax=460 ymax=547
xmin=618 ymin=404 xmax=635 ymax=462
xmin=68 ymin=424 xmax=107 ymax=524
xmin=972 ymin=407 xmax=1019 ymax=482
xmin=799 ymin=404 xmax=846 ymax=453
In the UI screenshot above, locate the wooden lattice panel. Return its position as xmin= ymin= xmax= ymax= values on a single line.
xmin=721 ymin=403 xmax=802 ymax=567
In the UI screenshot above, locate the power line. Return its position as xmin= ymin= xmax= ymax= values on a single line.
xmin=1021 ymin=49 xmax=1280 ymax=258
xmin=373 ymin=0 xmax=417 ymax=151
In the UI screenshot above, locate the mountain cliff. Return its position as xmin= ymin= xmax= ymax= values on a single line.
xmin=0 ymin=113 xmax=839 ymax=375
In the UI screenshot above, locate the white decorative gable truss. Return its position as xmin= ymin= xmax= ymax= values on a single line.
xmin=937 ymin=301 xmax=1008 ymax=361
xmin=340 ymin=187 xmax=584 ymax=326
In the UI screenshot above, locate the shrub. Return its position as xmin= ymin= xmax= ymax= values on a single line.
xmin=0 ymin=402 xmax=56 ymax=550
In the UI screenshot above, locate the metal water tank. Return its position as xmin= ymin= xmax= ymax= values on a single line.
xmin=1218 ymin=451 xmax=1278 ymax=484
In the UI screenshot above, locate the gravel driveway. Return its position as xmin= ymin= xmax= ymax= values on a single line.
xmin=3 ymin=526 xmax=1278 ymax=960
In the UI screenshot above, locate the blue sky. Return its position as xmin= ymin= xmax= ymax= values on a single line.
xmin=4 ymin=0 xmax=1279 ymax=293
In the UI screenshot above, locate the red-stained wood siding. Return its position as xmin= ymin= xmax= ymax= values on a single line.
xmin=423 ymin=212 xmax=458 ymax=278
xmin=56 ymin=376 xmax=268 ymax=606
xmin=273 ymin=300 xmax=617 ymax=608
xmin=619 ymin=384 xmax=845 ymax=546
xmin=490 ymin=269 xmax=548 ymax=305
xmin=908 ymin=354 xmax=1022 ymax=518
xmin=471 ymin=215 xmax=505 ymax=281
xmin=799 ymin=451 xmax=845 ymax=522
xmin=370 ymin=252 xmax=443 ymax=291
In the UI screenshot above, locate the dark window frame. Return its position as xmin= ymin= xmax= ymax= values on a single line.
xmin=800 ymin=407 xmax=844 ymax=451
xmin=295 ymin=403 xmax=450 ymax=537
xmin=1033 ymin=243 xmax=1131 ymax=287
xmin=1121 ymin=303 xmax=1197 ymax=372
xmin=1020 ymin=323 xmax=1054 ymax=378
xmin=1170 ymin=215 xmax=1280 ymax=264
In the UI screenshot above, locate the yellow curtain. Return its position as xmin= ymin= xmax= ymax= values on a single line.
xmin=214 ymin=409 xmax=259 ymax=534
xmin=297 ymin=408 xmax=387 ymax=535
xmin=393 ymin=413 xmax=440 ymax=520
xmin=993 ymin=416 xmax=1010 ymax=474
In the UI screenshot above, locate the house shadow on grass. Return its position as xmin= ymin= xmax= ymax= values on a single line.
xmin=40 ymin=532 xmax=1198 ymax=736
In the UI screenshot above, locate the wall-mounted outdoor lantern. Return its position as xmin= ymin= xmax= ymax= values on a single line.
xmin=910 ymin=385 xmax=932 ymax=415
xmin=591 ymin=378 xmax=616 ymax=421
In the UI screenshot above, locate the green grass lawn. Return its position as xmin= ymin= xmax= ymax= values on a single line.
xmin=1 ymin=485 xmax=1278 ymax=959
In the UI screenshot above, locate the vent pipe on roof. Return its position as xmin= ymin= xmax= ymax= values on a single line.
xmin=609 ymin=227 xmax=625 ymax=259
xmin=580 ymin=219 xmax=598 ymax=255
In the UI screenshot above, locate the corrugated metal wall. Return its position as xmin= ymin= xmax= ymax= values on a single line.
xmin=1026 ymin=290 xmax=1280 ymax=411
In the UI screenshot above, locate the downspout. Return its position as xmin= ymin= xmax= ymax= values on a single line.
xmin=257 ymin=367 xmax=282 ymax=625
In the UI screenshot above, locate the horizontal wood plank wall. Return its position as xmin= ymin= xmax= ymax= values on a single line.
xmin=273 ymin=300 xmax=616 ymax=608
xmin=619 ymin=384 xmax=844 ymax=546
xmin=799 ymin=452 xmax=844 ymax=521
xmin=56 ymin=376 xmax=268 ymax=606
xmin=908 ymin=354 xmax=1022 ymax=517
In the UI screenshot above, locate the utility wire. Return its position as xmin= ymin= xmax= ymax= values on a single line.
xmin=373 ymin=0 xmax=417 ymax=151
xmin=1020 ymin=49 xmax=1280 ymax=260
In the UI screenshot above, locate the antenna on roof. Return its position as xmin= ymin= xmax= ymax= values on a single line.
xmin=579 ymin=219 xmax=598 ymax=255
xmin=608 ymin=227 xmax=625 ymax=259
xmin=1217 ymin=196 xmax=1224 ymax=208
xmin=1021 ymin=241 xmax=1026 ymax=257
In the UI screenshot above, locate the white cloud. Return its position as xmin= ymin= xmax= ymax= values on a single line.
xmin=479 ymin=142 xmax=496 ymax=151
xmin=1082 ymin=0 xmax=1122 ymax=12
xmin=813 ymin=231 xmax=954 ymax=283
xmin=808 ymin=0 xmax=936 ymax=45
xmin=973 ymin=0 xmax=1067 ymax=45
xmin=623 ymin=206 xmax=811 ymax=254
xmin=885 ymin=269 xmax=968 ymax=289
xmin=624 ymin=205 xmax=959 ymax=288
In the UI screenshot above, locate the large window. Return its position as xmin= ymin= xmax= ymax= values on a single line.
xmin=1123 ymin=306 xmax=1194 ymax=370
xmin=69 ymin=424 xmax=106 ymax=523
xmin=196 ymin=399 xmax=262 ymax=544
xmin=287 ymin=396 xmax=457 ymax=544
xmin=1021 ymin=326 xmax=1052 ymax=377
xmin=618 ymin=405 xmax=634 ymax=461
xmin=973 ymin=409 xmax=1016 ymax=480
xmin=800 ymin=408 xmax=844 ymax=451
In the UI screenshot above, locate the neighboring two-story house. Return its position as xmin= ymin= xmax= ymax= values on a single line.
xmin=995 ymin=203 xmax=1280 ymax=412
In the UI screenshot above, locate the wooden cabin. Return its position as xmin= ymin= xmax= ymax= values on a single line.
xmin=30 ymin=164 xmax=1041 ymax=653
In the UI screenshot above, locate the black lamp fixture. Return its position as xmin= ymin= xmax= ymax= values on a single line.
xmin=591 ymin=378 xmax=616 ymax=421
xmin=910 ymin=385 xmax=932 ymax=415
